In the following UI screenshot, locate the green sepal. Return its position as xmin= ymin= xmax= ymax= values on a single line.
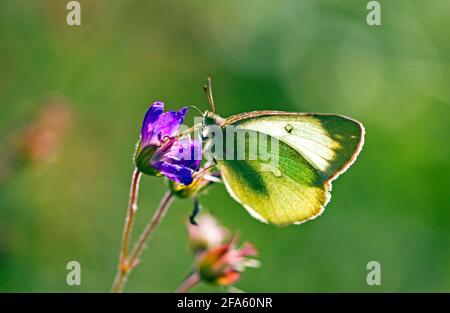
xmin=135 ymin=143 xmax=160 ymax=176
xmin=167 ymin=175 xmax=214 ymax=199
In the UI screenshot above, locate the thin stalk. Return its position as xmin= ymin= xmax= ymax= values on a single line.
xmin=128 ymin=190 xmax=174 ymax=266
xmin=112 ymin=168 xmax=141 ymax=292
xmin=177 ymin=272 xmax=201 ymax=293
xmin=113 ymin=190 xmax=174 ymax=292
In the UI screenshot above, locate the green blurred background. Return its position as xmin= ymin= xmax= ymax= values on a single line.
xmin=0 ymin=0 xmax=449 ymax=292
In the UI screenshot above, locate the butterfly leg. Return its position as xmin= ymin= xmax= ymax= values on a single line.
xmin=189 ymin=197 xmax=201 ymax=225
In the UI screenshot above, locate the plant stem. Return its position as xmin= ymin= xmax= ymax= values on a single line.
xmin=112 ymin=168 xmax=141 ymax=292
xmin=177 ymin=272 xmax=201 ymax=293
xmin=112 ymin=190 xmax=174 ymax=292
xmin=128 ymin=190 xmax=174 ymax=266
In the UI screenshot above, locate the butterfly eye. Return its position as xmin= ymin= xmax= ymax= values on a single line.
xmin=203 ymin=116 xmax=216 ymax=126
xmin=284 ymin=124 xmax=294 ymax=133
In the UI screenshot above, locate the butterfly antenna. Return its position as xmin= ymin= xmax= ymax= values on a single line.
xmin=189 ymin=105 xmax=203 ymax=115
xmin=203 ymin=77 xmax=216 ymax=113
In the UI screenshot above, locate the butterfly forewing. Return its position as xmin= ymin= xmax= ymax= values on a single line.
xmin=224 ymin=111 xmax=365 ymax=184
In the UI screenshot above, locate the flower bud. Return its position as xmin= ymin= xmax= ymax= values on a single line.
xmin=186 ymin=213 xmax=229 ymax=252
xmin=196 ymin=240 xmax=259 ymax=286
xmin=169 ymin=170 xmax=220 ymax=199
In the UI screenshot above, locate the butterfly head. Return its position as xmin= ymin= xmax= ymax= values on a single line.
xmin=202 ymin=110 xmax=225 ymax=127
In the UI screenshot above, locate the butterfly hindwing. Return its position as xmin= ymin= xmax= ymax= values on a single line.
xmin=216 ymin=129 xmax=329 ymax=226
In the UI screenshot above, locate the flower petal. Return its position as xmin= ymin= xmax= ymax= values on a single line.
xmin=237 ymin=242 xmax=258 ymax=257
xmin=151 ymin=137 xmax=200 ymax=185
xmin=151 ymin=161 xmax=196 ymax=185
xmin=187 ymin=214 xmax=229 ymax=252
xmin=216 ymin=270 xmax=241 ymax=286
xmin=151 ymin=137 xmax=202 ymax=181
xmin=141 ymin=102 xmax=188 ymax=147
xmin=166 ymin=138 xmax=201 ymax=170
xmin=153 ymin=107 xmax=188 ymax=142
xmin=141 ymin=101 xmax=164 ymax=147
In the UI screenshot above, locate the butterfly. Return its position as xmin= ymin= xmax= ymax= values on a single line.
xmin=199 ymin=78 xmax=365 ymax=226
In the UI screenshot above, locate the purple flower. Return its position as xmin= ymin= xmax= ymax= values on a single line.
xmin=151 ymin=137 xmax=202 ymax=185
xmin=135 ymin=102 xmax=202 ymax=185
xmin=141 ymin=101 xmax=187 ymax=147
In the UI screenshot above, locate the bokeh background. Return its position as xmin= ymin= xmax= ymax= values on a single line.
xmin=0 ymin=0 xmax=449 ymax=292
